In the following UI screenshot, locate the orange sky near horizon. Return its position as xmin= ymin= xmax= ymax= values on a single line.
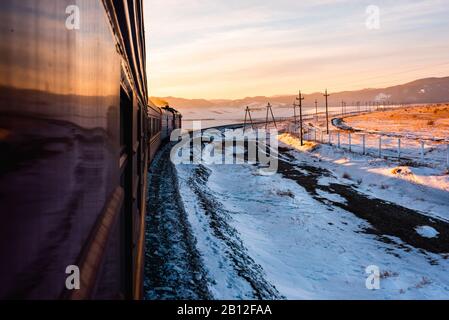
xmin=144 ymin=0 xmax=449 ymax=100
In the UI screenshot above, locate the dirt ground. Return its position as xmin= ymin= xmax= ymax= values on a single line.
xmin=343 ymin=104 xmax=449 ymax=141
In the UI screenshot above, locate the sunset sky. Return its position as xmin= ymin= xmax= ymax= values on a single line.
xmin=144 ymin=0 xmax=449 ymax=99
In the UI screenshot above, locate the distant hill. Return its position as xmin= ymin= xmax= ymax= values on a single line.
xmin=152 ymin=76 xmax=449 ymax=110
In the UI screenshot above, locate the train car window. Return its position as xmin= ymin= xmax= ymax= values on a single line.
xmin=120 ymin=87 xmax=132 ymax=155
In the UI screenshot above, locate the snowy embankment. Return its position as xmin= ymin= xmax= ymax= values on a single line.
xmin=173 ymin=130 xmax=449 ymax=300
xmin=278 ymin=133 xmax=449 ymax=222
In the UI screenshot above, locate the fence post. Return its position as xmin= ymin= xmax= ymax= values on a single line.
xmin=314 ymin=129 xmax=317 ymax=142
xmin=420 ymin=141 xmax=424 ymax=161
xmin=397 ymin=138 xmax=401 ymax=161
xmin=348 ymin=133 xmax=352 ymax=152
xmin=337 ymin=131 xmax=340 ymax=148
xmin=362 ymin=134 xmax=366 ymax=155
xmin=378 ymin=136 xmax=382 ymax=158
xmin=447 ymin=144 xmax=449 ymax=168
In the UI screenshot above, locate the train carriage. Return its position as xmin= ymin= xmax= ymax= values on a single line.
xmin=0 ymin=0 xmax=179 ymax=300
xmin=160 ymin=105 xmax=182 ymax=141
xmin=147 ymin=100 xmax=162 ymax=162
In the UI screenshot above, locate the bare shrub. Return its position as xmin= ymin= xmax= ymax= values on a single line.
xmin=277 ymin=190 xmax=295 ymax=198
xmin=380 ymin=270 xmax=399 ymax=279
xmin=342 ymin=172 xmax=352 ymax=180
xmin=415 ymin=277 xmax=431 ymax=288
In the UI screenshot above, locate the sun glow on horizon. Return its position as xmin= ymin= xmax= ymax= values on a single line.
xmin=144 ymin=0 xmax=449 ymax=100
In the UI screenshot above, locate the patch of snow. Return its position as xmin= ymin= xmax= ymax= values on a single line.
xmin=279 ymin=135 xmax=449 ymax=221
xmin=415 ymin=226 xmax=439 ymax=239
xmin=201 ymin=161 xmax=449 ymax=299
xmin=374 ymin=93 xmax=391 ymax=102
xmin=172 ymin=130 xmax=449 ymax=300
xmin=316 ymin=189 xmax=348 ymax=204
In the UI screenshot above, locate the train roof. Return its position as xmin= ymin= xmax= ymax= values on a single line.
xmin=103 ymin=0 xmax=147 ymax=107
xmin=147 ymin=100 xmax=182 ymax=117
xmin=161 ymin=105 xmax=181 ymax=115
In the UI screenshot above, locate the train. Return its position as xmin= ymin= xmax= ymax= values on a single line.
xmin=0 ymin=0 xmax=181 ymax=299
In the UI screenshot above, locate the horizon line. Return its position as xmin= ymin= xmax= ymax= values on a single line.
xmin=150 ymin=75 xmax=449 ymax=101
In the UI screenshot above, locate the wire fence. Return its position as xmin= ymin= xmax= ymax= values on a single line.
xmin=240 ymin=102 xmax=449 ymax=169
xmin=283 ymin=123 xmax=449 ymax=169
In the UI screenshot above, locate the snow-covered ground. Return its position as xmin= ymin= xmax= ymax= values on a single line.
xmin=278 ymin=133 xmax=449 ymax=222
xmin=171 ymin=130 xmax=449 ymax=300
xmin=318 ymin=106 xmax=449 ymax=169
xmin=181 ymin=103 xmax=404 ymax=130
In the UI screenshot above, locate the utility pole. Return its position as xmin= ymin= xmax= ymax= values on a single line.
xmin=292 ymin=100 xmax=298 ymax=129
xmin=265 ymin=103 xmax=277 ymax=130
xmin=314 ymin=99 xmax=318 ymax=123
xmin=324 ymin=89 xmax=330 ymax=134
xmin=243 ymin=106 xmax=254 ymax=132
xmin=341 ymin=100 xmax=344 ymax=116
xmin=296 ymin=90 xmax=305 ymax=145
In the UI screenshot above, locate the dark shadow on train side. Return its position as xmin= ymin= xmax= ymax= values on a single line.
xmin=0 ymin=0 xmax=180 ymax=300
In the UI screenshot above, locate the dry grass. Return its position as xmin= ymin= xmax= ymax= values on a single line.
xmin=391 ymin=166 xmax=413 ymax=176
xmin=278 ymin=133 xmax=318 ymax=152
xmin=344 ymin=104 xmax=449 ymax=140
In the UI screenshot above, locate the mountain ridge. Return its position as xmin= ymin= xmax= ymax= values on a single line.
xmin=152 ymin=76 xmax=449 ymax=109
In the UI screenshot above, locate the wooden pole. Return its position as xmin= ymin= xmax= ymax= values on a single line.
xmin=292 ymin=100 xmax=298 ymax=130
xmin=243 ymin=106 xmax=248 ymax=132
xmin=378 ymin=136 xmax=382 ymax=157
xmin=446 ymin=144 xmax=449 ymax=168
xmin=248 ymin=107 xmax=254 ymax=130
xmin=296 ymin=90 xmax=305 ymax=145
xmin=324 ymin=89 xmax=330 ymax=134
xmin=362 ymin=134 xmax=366 ymax=154
xmin=421 ymin=141 xmax=425 ymax=161
xmin=265 ymin=103 xmax=269 ymax=130
xmin=269 ymin=103 xmax=277 ymax=129
xmin=349 ymin=133 xmax=352 ymax=152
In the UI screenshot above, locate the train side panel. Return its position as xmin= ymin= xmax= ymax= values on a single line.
xmin=160 ymin=110 xmax=170 ymax=141
xmin=0 ymin=0 xmax=122 ymax=299
xmin=0 ymin=0 xmax=148 ymax=299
